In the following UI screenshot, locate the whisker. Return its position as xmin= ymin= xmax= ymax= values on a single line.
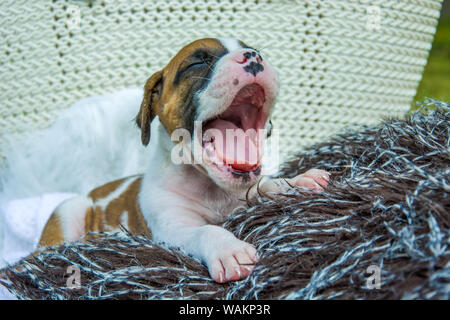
xmin=208 ymin=53 xmax=221 ymax=59
xmin=257 ymin=46 xmax=268 ymax=54
xmin=202 ymin=58 xmax=214 ymax=73
xmin=191 ymin=76 xmax=212 ymax=81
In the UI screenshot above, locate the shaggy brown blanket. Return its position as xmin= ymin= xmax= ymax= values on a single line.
xmin=1 ymin=103 xmax=449 ymax=299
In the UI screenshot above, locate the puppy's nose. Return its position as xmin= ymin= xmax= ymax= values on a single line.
xmin=236 ymin=51 xmax=262 ymax=64
xmin=236 ymin=51 xmax=264 ymax=76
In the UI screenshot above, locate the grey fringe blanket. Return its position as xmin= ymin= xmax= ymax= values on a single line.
xmin=1 ymin=102 xmax=449 ymax=299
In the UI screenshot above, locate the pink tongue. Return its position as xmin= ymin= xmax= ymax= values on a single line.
xmin=204 ymin=119 xmax=260 ymax=171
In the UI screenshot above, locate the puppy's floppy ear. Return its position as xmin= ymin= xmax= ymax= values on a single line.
xmin=136 ymin=71 xmax=163 ymax=146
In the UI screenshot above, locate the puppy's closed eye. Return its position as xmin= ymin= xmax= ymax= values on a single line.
xmin=174 ymin=52 xmax=212 ymax=84
xmin=184 ymin=60 xmax=208 ymax=71
xmin=188 ymin=51 xmax=212 ymax=67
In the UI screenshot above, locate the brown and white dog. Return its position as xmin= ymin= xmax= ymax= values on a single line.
xmin=38 ymin=38 xmax=330 ymax=283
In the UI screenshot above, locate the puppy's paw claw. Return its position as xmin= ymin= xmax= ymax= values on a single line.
xmin=208 ymin=240 xmax=258 ymax=283
xmin=291 ymin=169 xmax=330 ymax=190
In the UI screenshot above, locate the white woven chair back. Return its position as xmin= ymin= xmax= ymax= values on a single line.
xmin=0 ymin=0 xmax=443 ymax=162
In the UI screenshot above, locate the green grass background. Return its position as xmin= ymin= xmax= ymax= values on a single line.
xmin=414 ymin=2 xmax=450 ymax=108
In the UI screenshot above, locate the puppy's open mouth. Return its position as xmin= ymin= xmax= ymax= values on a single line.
xmin=202 ymin=84 xmax=267 ymax=174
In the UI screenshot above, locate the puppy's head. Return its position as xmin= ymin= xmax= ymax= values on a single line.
xmin=137 ymin=38 xmax=280 ymax=190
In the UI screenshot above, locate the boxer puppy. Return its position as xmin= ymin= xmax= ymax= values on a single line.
xmin=38 ymin=38 xmax=330 ymax=283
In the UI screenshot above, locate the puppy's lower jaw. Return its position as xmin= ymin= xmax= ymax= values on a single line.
xmin=198 ymin=84 xmax=267 ymax=189
xmin=201 ymin=159 xmax=262 ymax=191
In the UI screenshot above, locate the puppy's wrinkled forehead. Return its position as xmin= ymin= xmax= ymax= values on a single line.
xmin=165 ymin=38 xmax=250 ymax=76
xmin=157 ymin=38 xmax=252 ymax=133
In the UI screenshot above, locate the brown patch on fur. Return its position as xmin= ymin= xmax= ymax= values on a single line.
xmin=87 ymin=175 xmax=151 ymax=238
xmin=123 ymin=180 xmax=151 ymax=237
xmin=88 ymin=177 xmax=126 ymax=199
xmin=39 ymin=175 xmax=151 ymax=248
xmin=83 ymin=177 xmax=130 ymax=237
xmin=37 ymin=211 xmax=64 ymax=248
xmin=84 ymin=206 xmax=102 ymax=236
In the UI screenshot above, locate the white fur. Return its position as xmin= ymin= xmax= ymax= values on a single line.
xmin=0 ymin=88 xmax=149 ymax=204
xmin=195 ymin=49 xmax=279 ymax=126
xmin=219 ymin=37 xmax=242 ymax=52
xmin=120 ymin=211 xmax=129 ymax=230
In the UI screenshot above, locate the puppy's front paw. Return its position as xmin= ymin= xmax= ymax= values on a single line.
xmin=290 ymin=169 xmax=330 ymax=191
xmin=206 ymin=239 xmax=258 ymax=283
